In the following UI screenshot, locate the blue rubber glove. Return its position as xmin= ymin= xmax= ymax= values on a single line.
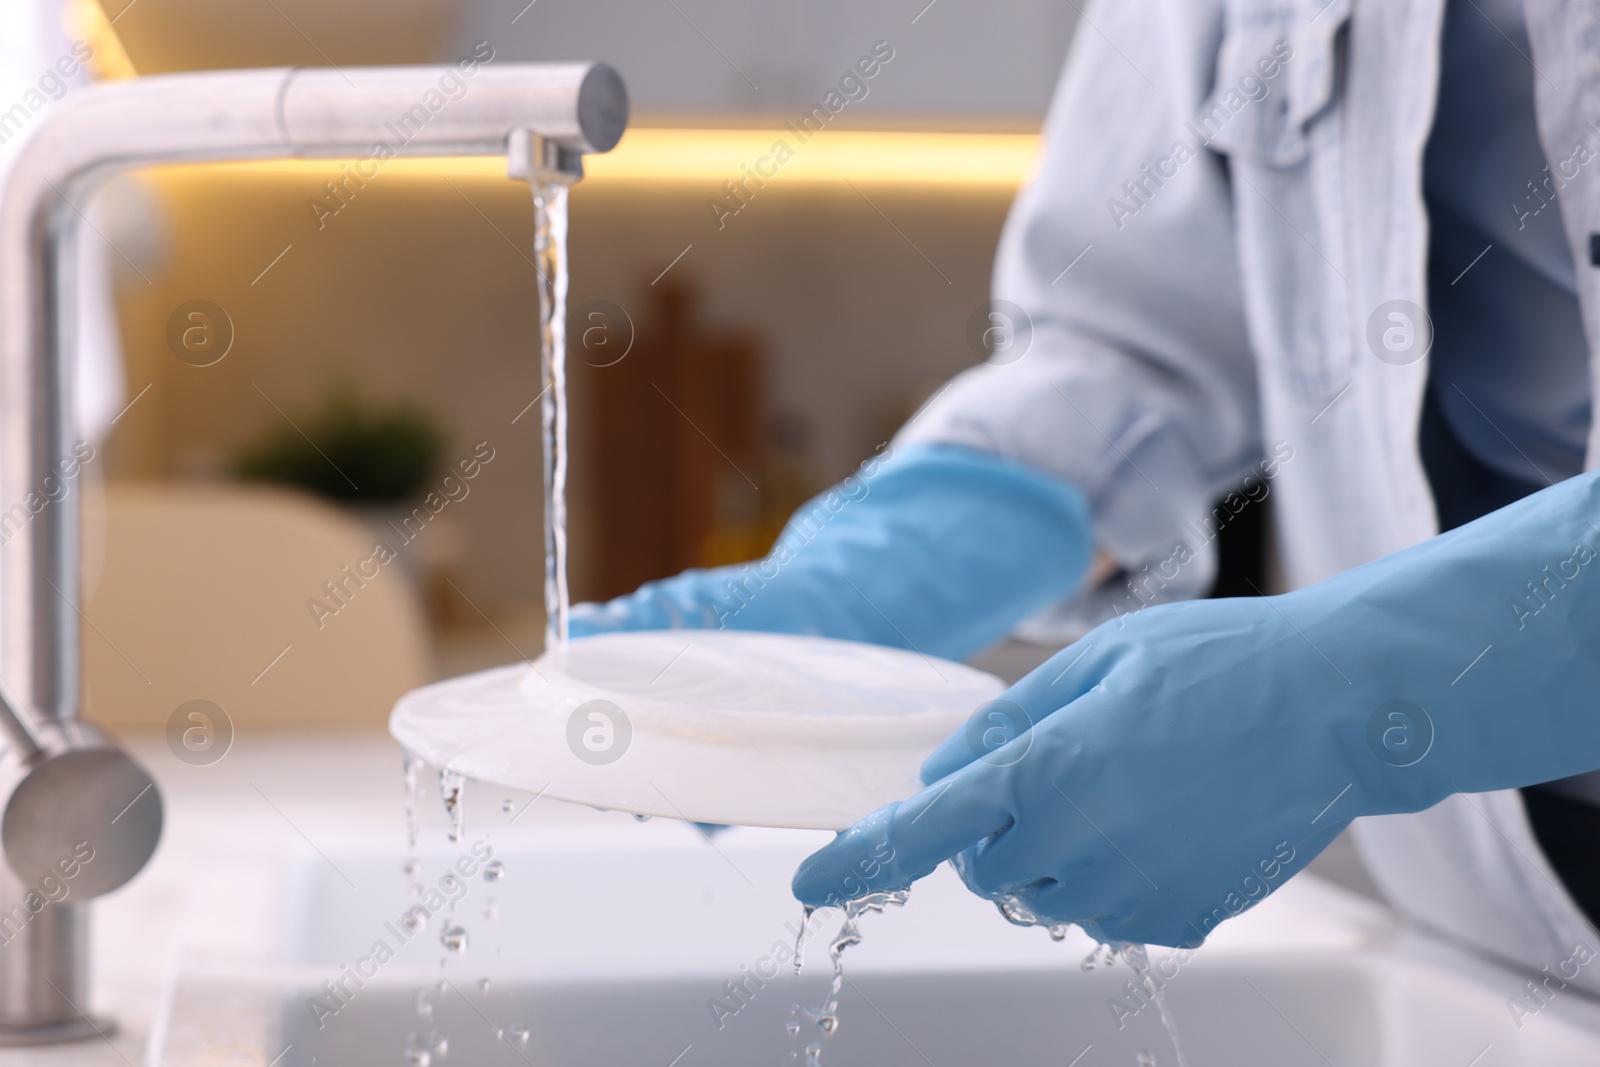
xmin=569 ymin=444 xmax=1095 ymax=662
xmin=794 ymin=470 xmax=1600 ymax=947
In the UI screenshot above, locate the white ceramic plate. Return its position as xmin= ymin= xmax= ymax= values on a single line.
xmin=389 ymin=630 xmax=1003 ymax=830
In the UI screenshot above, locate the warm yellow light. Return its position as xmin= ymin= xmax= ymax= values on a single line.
xmin=167 ymin=128 xmax=1041 ymax=188
xmin=585 ymin=128 xmax=1041 ymax=186
xmin=69 ymin=0 xmax=139 ymax=80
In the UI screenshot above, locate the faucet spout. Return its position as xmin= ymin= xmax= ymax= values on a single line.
xmin=0 ymin=60 xmax=627 ymax=1044
xmin=0 ymin=61 xmax=625 ymax=721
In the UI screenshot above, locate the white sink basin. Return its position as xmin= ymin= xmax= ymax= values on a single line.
xmin=152 ymin=821 xmax=1600 ymax=1067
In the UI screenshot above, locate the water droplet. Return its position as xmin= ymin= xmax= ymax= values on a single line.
xmin=1118 ymin=943 xmax=1190 ymax=1067
xmin=478 ymin=977 xmax=490 ymax=994
xmin=430 ymin=1032 xmax=449 ymax=1058
xmin=483 ymin=899 xmax=500 ymax=921
xmin=483 ymin=859 xmax=505 ymax=883
xmin=436 ymin=979 xmax=447 ymax=993
xmin=785 ymin=1021 xmax=801 ymax=1037
xmin=402 ymin=858 xmax=420 ymax=877
xmin=507 ymin=1025 xmax=530 ymax=1047
xmin=414 ymin=989 xmax=432 ymax=1017
xmin=794 ymin=905 xmax=813 ymax=974
xmin=990 ymin=895 xmax=1076 ymax=946
xmin=441 ymin=925 xmax=468 ymax=953
xmin=995 ymin=894 xmax=1043 ymax=928
xmin=501 ymin=799 xmax=515 ymax=814
xmin=402 ymin=908 xmax=427 ymax=934
xmin=632 ymin=812 xmax=652 ymax=822
xmin=404 ymin=1034 xmax=432 ymax=1067
xmin=800 ymin=889 xmax=909 ymax=1063
xmin=402 ymin=752 xmax=424 ymax=852
xmin=1137 ymin=1052 xmax=1157 ymax=1067
xmin=439 ymin=769 xmax=466 ymax=844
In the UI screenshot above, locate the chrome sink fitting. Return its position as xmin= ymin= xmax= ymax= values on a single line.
xmin=0 ymin=60 xmax=626 ymax=1044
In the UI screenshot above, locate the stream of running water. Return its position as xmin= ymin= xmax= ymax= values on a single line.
xmin=532 ymin=177 xmax=571 ymax=657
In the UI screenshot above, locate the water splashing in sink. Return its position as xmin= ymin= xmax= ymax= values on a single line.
xmin=387 ymin=172 xmax=574 ymax=1067
xmin=996 ymin=894 xmax=1071 ymax=941
xmin=989 ymin=890 xmax=1191 ymax=1067
xmin=1081 ymin=943 xmax=1117 ymax=971
xmin=439 ymin=924 xmax=468 ymax=954
xmin=792 ymin=889 xmax=910 ymax=1064
xmin=403 ymin=752 xmax=423 ymax=847
xmin=1115 ymin=942 xmax=1190 ymax=1067
xmin=794 ymin=905 xmax=812 ymax=975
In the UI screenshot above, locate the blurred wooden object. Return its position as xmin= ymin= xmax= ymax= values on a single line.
xmin=83 ymin=484 xmax=432 ymax=731
xmin=584 ymin=280 xmax=763 ymax=599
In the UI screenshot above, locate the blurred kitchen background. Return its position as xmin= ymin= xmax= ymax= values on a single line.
xmin=64 ymin=0 xmax=1095 ymax=732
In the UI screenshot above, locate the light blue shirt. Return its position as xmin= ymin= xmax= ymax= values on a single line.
xmin=897 ymin=0 xmax=1600 ymax=993
xmin=1423 ymin=0 xmax=1591 ymax=487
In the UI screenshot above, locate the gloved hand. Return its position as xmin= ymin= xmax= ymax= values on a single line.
xmin=569 ymin=444 xmax=1095 ymax=662
xmin=794 ymin=470 xmax=1600 ymax=947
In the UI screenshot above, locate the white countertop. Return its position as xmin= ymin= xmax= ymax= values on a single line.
xmin=0 ymin=730 xmax=1409 ymax=1065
